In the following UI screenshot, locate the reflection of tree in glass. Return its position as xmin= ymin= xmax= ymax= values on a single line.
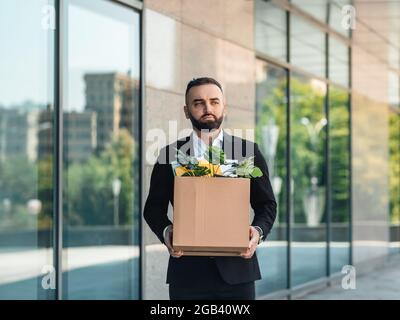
xmin=255 ymin=75 xmax=287 ymax=224
xmin=65 ymin=128 xmax=138 ymax=226
xmin=0 ymin=152 xmax=53 ymax=229
xmin=389 ymin=113 xmax=400 ymax=224
xmin=290 ymin=77 xmax=326 ymax=225
xmin=0 ymin=157 xmax=38 ymax=228
xmin=37 ymin=155 xmax=53 ymax=229
xmin=329 ymin=87 xmax=350 ymax=224
xmin=256 ymin=76 xmax=351 ymax=225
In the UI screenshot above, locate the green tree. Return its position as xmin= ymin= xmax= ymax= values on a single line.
xmin=389 ymin=112 xmax=400 ymax=224
xmin=65 ymin=128 xmax=138 ymax=226
xmin=256 ymin=75 xmax=351 ymax=225
xmin=0 ymin=156 xmax=37 ymax=228
xmin=329 ymin=88 xmax=350 ymax=223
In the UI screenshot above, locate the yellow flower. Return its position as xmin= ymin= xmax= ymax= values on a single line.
xmin=175 ymin=166 xmax=189 ymax=177
xmin=197 ymin=159 xmax=222 ymax=176
xmin=174 ymin=160 xmax=223 ymax=177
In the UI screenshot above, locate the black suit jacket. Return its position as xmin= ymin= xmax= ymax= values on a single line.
xmin=143 ymin=131 xmax=277 ymax=286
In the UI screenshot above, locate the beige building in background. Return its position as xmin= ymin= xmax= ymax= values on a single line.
xmin=0 ymin=0 xmax=398 ymax=300
xmin=142 ymin=0 xmax=400 ymax=299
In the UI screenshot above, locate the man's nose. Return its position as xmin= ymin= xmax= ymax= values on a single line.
xmin=204 ymin=101 xmax=212 ymax=113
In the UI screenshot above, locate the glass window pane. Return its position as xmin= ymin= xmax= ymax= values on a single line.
xmin=389 ymin=112 xmax=400 ymax=254
xmin=329 ymin=37 xmax=349 ymax=87
xmin=291 ymin=73 xmax=327 ymax=286
xmin=62 ymin=0 xmax=140 ymax=299
xmin=329 ymin=0 xmax=351 ymax=37
xmin=329 ymin=86 xmax=351 ymax=273
xmin=290 ymin=0 xmax=351 ymax=38
xmin=291 ymin=0 xmax=329 ymax=23
xmin=0 ymin=0 xmax=55 ymax=299
xmin=255 ymin=60 xmax=288 ymax=295
xmin=255 ymin=0 xmax=287 ymax=61
xmin=291 ymin=15 xmax=326 ymax=78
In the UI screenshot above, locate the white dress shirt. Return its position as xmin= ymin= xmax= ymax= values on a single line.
xmin=191 ymin=129 xmax=224 ymax=159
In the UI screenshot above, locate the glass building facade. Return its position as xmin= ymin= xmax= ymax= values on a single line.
xmin=0 ymin=0 xmax=399 ymax=299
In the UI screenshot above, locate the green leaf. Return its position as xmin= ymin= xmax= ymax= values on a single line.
xmin=204 ymin=146 xmax=225 ymax=164
xmin=180 ymin=164 xmax=211 ymax=176
xmin=182 ymin=171 xmax=194 ymax=176
xmin=251 ymin=167 xmax=263 ymax=178
xmin=235 ymin=156 xmax=263 ymax=178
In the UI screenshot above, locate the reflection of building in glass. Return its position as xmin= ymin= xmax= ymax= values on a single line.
xmin=37 ymin=108 xmax=53 ymax=161
xmin=84 ymin=72 xmax=139 ymax=152
xmin=38 ymin=109 xmax=97 ymax=164
xmin=0 ymin=108 xmax=39 ymax=162
xmin=64 ymin=111 xmax=97 ymax=164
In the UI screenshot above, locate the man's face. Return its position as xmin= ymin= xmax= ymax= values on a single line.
xmin=184 ymin=84 xmax=226 ymax=131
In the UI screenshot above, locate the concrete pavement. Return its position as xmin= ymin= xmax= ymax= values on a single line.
xmin=299 ymin=254 xmax=400 ymax=300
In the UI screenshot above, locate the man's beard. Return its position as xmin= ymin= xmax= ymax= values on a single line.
xmin=188 ymin=112 xmax=224 ymax=132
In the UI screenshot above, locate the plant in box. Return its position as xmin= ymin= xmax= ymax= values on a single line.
xmin=171 ymin=145 xmax=263 ymax=256
xmin=171 ymin=146 xmax=263 ymax=178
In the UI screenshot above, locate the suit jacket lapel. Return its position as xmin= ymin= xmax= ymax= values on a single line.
xmin=176 ymin=135 xmax=193 ymax=158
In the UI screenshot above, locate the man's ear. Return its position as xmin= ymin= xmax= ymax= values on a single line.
xmin=183 ymin=105 xmax=189 ymax=119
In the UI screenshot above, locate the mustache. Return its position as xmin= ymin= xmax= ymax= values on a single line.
xmin=188 ymin=112 xmax=223 ymax=131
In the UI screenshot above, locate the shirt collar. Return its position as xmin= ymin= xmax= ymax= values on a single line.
xmin=191 ymin=129 xmax=224 ymax=147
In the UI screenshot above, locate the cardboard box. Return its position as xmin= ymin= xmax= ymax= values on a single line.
xmin=172 ymin=176 xmax=250 ymax=256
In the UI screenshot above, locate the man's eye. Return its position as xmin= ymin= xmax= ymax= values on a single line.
xmin=212 ymin=101 xmax=219 ymax=105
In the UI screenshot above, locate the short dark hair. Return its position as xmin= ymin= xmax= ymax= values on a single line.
xmin=185 ymin=77 xmax=223 ymax=105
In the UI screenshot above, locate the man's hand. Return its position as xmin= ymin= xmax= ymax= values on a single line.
xmin=164 ymin=225 xmax=183 ymax=258
xmin=240 ymin=226 xmax=260 ymax=259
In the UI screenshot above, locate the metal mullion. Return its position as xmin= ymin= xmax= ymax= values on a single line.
xmin=325 ymin=31 xmax=331 ymax=280
xmin=53 ymin=0 xmax=63 ymax=301
xmin=286 ymin=9 xmax=292 ymax=295
xmin=112 ymin=0 xmax=143 ymax=10
xmin=325 ymin=0 xmax=331 ymax=279
xmin=348 ymin=41 xmax=353 ymax=266
xmin=138 ymin=6 xmax=145 ymax=301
